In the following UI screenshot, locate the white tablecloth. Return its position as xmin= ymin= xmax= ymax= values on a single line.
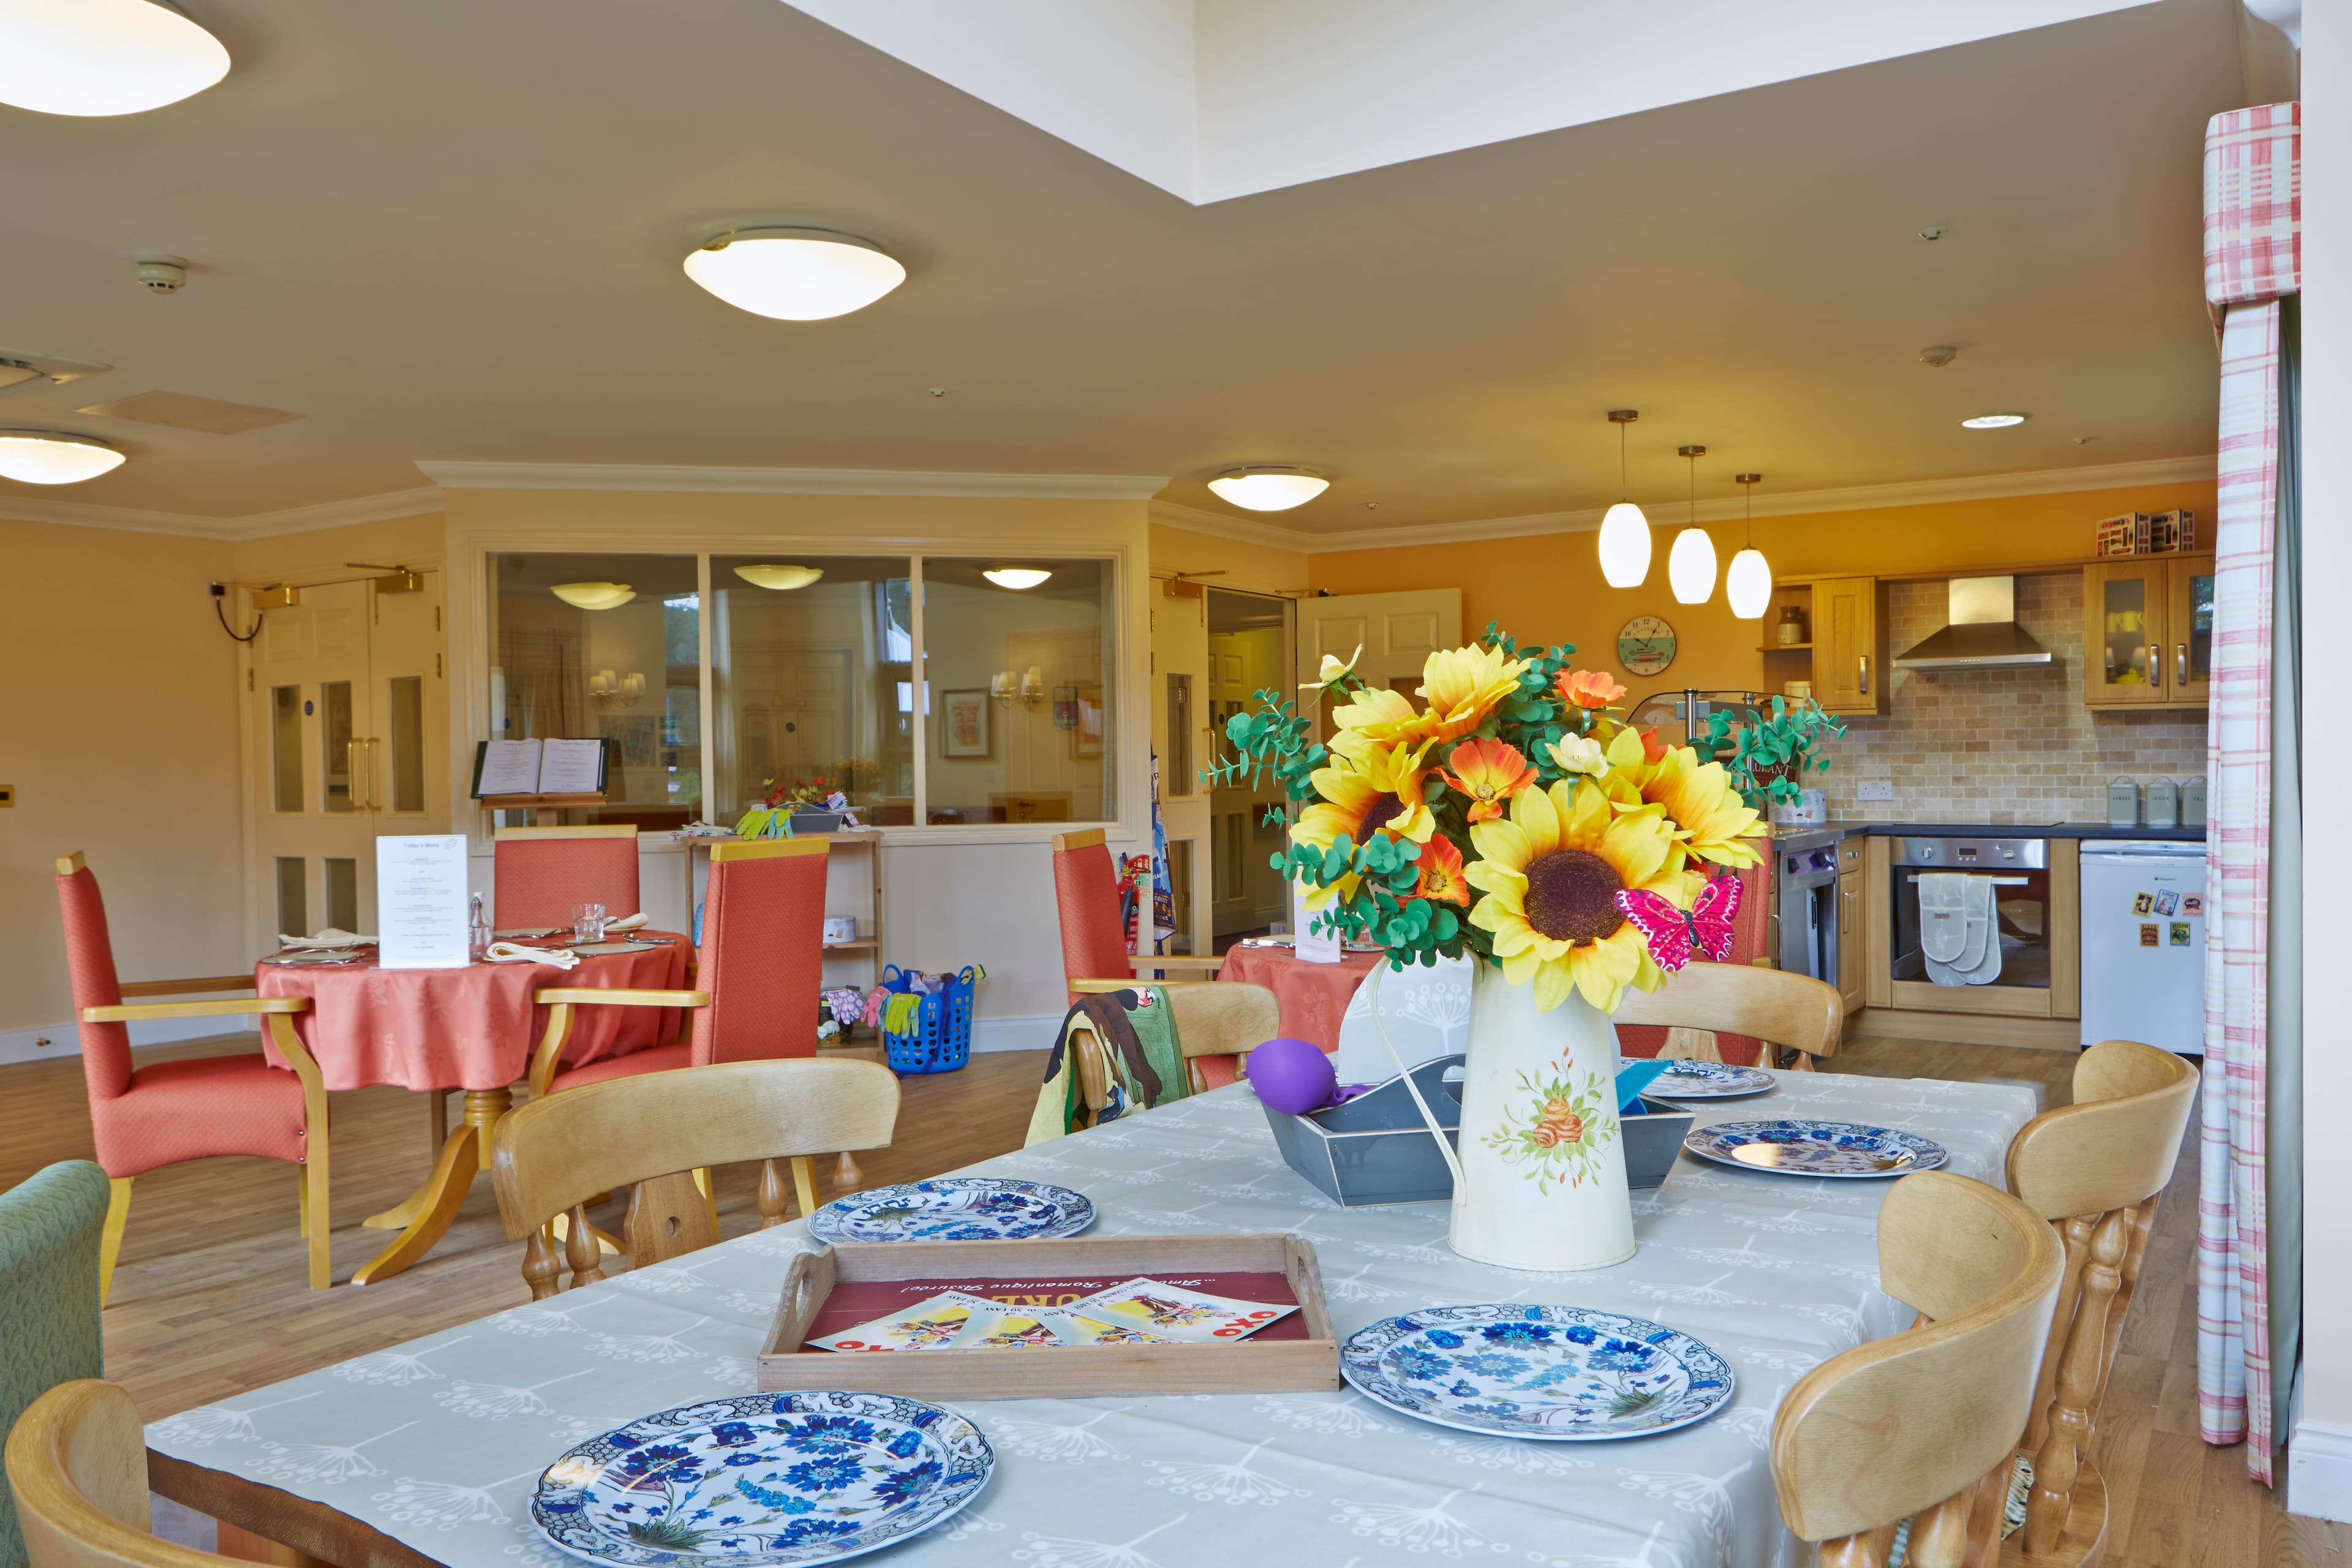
xmin=148 ymin=1071 xmax=2037 ymax=1568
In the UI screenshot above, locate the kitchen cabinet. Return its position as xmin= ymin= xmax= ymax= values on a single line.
xmin=2082 ymin=558 xmax=2214 ymax=710
xmin=1836 ymin=865 xmax=1864 ymax=1014
xmin=1812 ymin=576 xmax=1889 ymax=716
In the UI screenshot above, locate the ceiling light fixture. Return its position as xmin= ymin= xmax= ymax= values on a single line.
xmin=1207 ymin=466 xmax=1329 ymax=512
xmin=550 ymin=581 xmax=636 ymax=611
xmin=982 ymin=567 xmax=1053 ymax=590
xmin=1667 ymin=445 xmax=1716 ymax=606
xmin=1725 ymin=473 xmax=1772 ymax=620
xmin=732 ymin=564 xmax=824 ymax=591
xmin=0 ymin=429 xmax=124 ymax=484
xmin=1597 ymin=410 xmax=1650 ymax=589
xmin=682 ymin=227 xmax=906 ymax=321
xmin=0 ymin=0 xmax=230 ymax=117
xmin=1960 ymin=412 xmax=2029 ymax=429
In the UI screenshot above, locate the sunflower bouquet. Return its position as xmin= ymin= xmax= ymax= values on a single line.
xmin=1202 ymin=625 xmax=1767 ymax=1016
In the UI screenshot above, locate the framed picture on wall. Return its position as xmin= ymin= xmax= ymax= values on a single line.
xmin=1072 ymin=683 xmax=1104 ymax=759
xmin=942 ymin=688 xmax=991 ymax=758
xmin=1052 ymin=684 xmax=1079 ymax=731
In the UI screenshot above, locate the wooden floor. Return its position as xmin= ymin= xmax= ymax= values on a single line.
xmin=2 ymin=1032 xmax=2337 ymax=1566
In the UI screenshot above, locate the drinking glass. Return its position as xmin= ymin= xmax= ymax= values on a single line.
xmin=572 ymin=903 xmax=607 ymax=944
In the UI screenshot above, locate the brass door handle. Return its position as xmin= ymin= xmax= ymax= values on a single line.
xmin=1858 ymin=655 xmax=1868 ymax=696
xmin=2149 ymin=644 xmax=2161 ymax=684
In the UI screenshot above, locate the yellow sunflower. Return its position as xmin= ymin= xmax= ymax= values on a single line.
xmin=1325 ymin=686 xmax=1434 ymax=754
xmin=1598 ymin=729 xmax=1766 ymax=870
xmin=1466 ymin=778 xmax=1695 ymax=1012
xmin=1417 ymin=643 xmax=1533 ymax=744
xmin=1291 ymin=739 xmax=1436 ymax=905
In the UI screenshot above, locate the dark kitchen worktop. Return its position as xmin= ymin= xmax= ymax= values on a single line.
xmin=1771 ymin=821 xmax=2205 ymax=853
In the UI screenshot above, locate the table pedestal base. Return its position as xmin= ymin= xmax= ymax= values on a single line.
xmin=352 ymin=1088 xmax=509 ymax=1286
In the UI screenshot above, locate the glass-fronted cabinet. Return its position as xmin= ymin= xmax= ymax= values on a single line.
xmin=2082 ymin=558 xmax=2214 ymax=710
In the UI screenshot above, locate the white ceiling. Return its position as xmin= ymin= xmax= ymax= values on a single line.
xmin=0 ymin=0 xmax=2254 ymax=534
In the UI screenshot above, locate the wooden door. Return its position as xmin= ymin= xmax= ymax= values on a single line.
xmin=247 ymin=581 xmax=379 ymax=949
xmin=1208 ymin=619 xmax=1291 ymax=937
xmin=1813 ymin=578 xmax=1882 ymax=715
xmin=2082 ymin=562 xmax=2168 ymax=707
xmin=1838 ymin=866 xmax=1865 ymax=1014
xmin=1294 ymin=589 xmax=1462 ymax=737
xmin=1152 ymin=581 xmax=1212 ymax=956
xmin=2163 ymin=559 xmax=2215 ymax=708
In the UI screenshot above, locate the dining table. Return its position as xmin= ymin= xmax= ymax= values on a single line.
xmin=252 ymin=932 xmax=692 ymax=1285
xmin=1214 ymin=941 xmax=1380 ymax=1052
xmin=148 ymin=1068 xmax=2038 ymax=1567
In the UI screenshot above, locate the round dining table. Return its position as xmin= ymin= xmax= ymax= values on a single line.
xmin=254 ymin=933 xmax=691 ymax=1285
xmin=1214 ymin=940 xmax=1381 ymax=1052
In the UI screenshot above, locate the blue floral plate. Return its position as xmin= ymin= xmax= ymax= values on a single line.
xmin=805 ymin=1178 xmax=1094 ymax=1245
xmin=1339 ymin=1304 xmax=1735 ymax=1441
xmin=1683 ymin=1118 xmax=1947 ymax=1178
xmin=532 ymin=1392 xmax=992 ymax=1568
xmin=1640 ymin=1061 xmax=1776 ymax=1099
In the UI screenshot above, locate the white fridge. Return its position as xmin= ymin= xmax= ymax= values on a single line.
xmin=2078 ymin=840 xmax=2207 ymax=1055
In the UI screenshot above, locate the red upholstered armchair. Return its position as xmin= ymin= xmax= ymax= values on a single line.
xmin=54 ymin=852 xmax=333 ymax=1299
xmin=1049 ymin=829 xmax=1221 ymax=1002
xmin=491 ymin=825 xmax=641 ymax=929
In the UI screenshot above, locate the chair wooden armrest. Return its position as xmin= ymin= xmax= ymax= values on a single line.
xmin=149 ymin=1449 xmax=445 ymax=1568
xmin=526 ymin=990 xmax=710 ymax=1096
xmin=116 ymin=974 xmax=257 ymax=999
xmin=80 ymin=996 xmax=311 ymax=1024
xmin=1126 ymin=955 xmax=1227 ymax=972
xmin=1071 ymin=978 xmax=1221 ymax=995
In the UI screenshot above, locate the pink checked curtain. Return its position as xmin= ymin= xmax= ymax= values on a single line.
xmin=2197 ymin=101 xmax=2301 ymax=1485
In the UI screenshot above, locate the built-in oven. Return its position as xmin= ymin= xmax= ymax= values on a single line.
xmin=1888 ymin=836 xmax=2054 ymax=1004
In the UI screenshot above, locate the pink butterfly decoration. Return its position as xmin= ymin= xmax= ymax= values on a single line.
xmin=1615 ymin=873 xmax=1743 ymax=973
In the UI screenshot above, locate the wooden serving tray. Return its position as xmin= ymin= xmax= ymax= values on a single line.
xmin=759 ymin=1233 xmax=1339 ymax=1397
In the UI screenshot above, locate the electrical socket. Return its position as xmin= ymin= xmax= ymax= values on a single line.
xmin=1857 ymin=780 xmax=1894 ymax=802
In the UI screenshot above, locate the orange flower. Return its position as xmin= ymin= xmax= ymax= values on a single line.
xmin=1532 ymin=1123 xmax=1562 ymax=1148
xmin=1638 ymin=727 xmax=1668 ymax=764
xmin=1440 ymin=737 xmax=1537 ymax=823
xmin=1546 ymin=1112 xmax=1585 ymax=1145
xmin=1411 ymin=834 xmax=1472 ymax=907
xmin=1558 ymin=669 xmax=1626 ymax=710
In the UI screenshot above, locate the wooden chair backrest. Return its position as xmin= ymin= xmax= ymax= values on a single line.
xmin=1613 ymin=962 xmax=1843 ymax=1065
xmin=2005 ymin=1039 xmax=2196 ymax=1558
xmin=1068 ymin=984 xmax=1282 ymax=1115
xmin=491 ymin=1059 xmax=899 ymax=1297
xmin=1771 ymin=1172 xmax=2062 ymax=1563
xmin=6 ymin=1379 xmax=213 ymax=1568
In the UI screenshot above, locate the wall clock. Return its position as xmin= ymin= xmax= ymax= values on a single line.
xmin=1617 ymin=615 xmax=1676 ymax=677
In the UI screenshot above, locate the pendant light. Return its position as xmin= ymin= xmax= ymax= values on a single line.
xmin=1596 ymin=409 xmax=1650 ymax=587
xmin=1725 ymin=473 xmax=1773 ymax=620
xmin=1667 ymin=444 xmax=1717 ymax=605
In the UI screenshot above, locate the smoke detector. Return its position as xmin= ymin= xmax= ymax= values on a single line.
xmin=1920 ymin=345 xmax=1958 ymax=369
xmin=134 ymin=255 xmax=187 ymax=293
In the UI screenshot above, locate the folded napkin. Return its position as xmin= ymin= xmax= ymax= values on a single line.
xmin=605 ymin=913 xmax=648 ymax=932
xmin=278 ymin=929 xmax=371 ymax=949
xmin=1615 ymin=1058 xmax=1676 ymax=1114
xmin=481 ymin=941 xmax=580 ymax=970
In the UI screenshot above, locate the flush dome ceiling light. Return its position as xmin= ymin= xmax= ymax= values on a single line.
xmin=551 ymin=581 xmax=636 ymax=610
xmin=1960 ymin=412 xmax=2029 ymax=429
xmin=0 ymin=0 xmax=230 ymax=117
xmin=1207 ymin=466 xmax=1329 ymax=512
xmin=1596 ymin=410 xmax=1651 ymax=589
xmin=733 ymin=564 xmax=825 ymax=591
xmin=682 ymin=227 xmax=906 ymax=321
xmin=0 ymin=429 xmax=124 ymax=484
xmin=982 ymin=567 xmax=1054 ymax=590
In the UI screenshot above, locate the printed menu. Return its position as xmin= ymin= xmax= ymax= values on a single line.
xmin=375 ymin=834 xmax=472 ymax=969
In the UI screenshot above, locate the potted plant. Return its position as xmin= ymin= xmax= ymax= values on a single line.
xmin=1702 ymin=696 xmax=1846 ymax=826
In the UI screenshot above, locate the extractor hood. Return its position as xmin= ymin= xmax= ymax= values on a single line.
xmin=1890 ymin=576 xmax=2053 ymax=669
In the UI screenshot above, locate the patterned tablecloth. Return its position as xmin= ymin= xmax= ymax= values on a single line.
xmin=1214 ymin=944 xmax=1379 ymax=1052
xmin=148 ymin=1071 xmax=2037 ymax=1568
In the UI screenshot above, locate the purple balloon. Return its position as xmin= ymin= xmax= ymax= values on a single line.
xmin=1248 ymin=1036 xmax=1338 ymax=1115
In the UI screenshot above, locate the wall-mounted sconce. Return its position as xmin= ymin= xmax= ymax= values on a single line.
xmin=589 ymin=669 xmax=646 ymax=708
xmin=991 ymin=666 xmax=1047 ymax=707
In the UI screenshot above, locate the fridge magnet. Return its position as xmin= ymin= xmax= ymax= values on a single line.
xmin=2155 ymin=889 xmax=2179 ymax=916
xmin=2139 ymin=924 xmax=2160 ymax=948
xmin=2132 ymin=892 xmax=2154 ymax=915
xmin=2183 ymin=894 xmax=2204 ymax=916
xmin=2171 ymin=922 xmax=2192 ymax=946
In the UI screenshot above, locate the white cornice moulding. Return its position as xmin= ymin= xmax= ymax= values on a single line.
xmin=415 ymin=461 xmax=1172 ymax=502
xmin=1152 ymin=454 xmax=2217 ymax=554
xmin=0 ymin=485 xmax=445 ymax=541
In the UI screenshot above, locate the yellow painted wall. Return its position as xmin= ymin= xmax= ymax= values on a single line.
xmin=1147 ymin=519 xmax=1311 ymax=598
xmin=1306 ymin=480 xmax=2217 ymax=695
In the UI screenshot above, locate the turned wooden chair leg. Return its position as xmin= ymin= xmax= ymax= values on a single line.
xmin=98 ymin=1178 xmax=132 ymax=1307
xmin=563 ymin=1203 xmax=606 ymax=1289
xmin=758 ymin=1160 xmax=791 ymax=1229
xmin=2027 ymin=1205 xmax=2131 ymax=1555
xmin=523 ymin=1224 xmax=562 ymax=1300
xmin=832 ymin=1151 xmax=862 ymax=1191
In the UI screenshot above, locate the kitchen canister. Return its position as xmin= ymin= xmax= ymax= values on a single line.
xmin=2182 ymin=776 xmax=2208 ymax=827
xmin=2144 ymin=778 xmax=2179 ymax=829
xmin=2107 ymin=777 xmax=2141 ymax=829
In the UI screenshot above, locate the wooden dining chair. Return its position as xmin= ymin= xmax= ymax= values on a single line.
xmin=1050 ymin=829 xmax=1223 ymax=1001
xmin=1616 ymin=856 xmax=1775 ymax=1063
xmin=491 ymin=825 xmax=641 ymax=930
xmin=0 ymin=1163 xmax=107 ymax=1568
xmin=2002 ymin=1039 xmax=2196 ymax=1564
xmin=1613 ymin=960 xmax=1843 ymax=1070
xmin=6 ymin=1379 xmax=431 ymax=1568
xmin=1773 ymin=1170 xmax=2064 ymax=1568
xmin=489 ymin=1058 xmax=900 ymax=1298
xmin=1066 ymin=983 xmax=1281 ymax=1126
xmin=54 ymin=854 xmax=333 ymax=1298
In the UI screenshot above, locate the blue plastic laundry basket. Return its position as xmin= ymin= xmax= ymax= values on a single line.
xmin=880 ymin=963 xmax=981 ymax=1074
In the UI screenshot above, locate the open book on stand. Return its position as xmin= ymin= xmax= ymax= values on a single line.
xmin=469 ymin=737 xmax=612 ymax=797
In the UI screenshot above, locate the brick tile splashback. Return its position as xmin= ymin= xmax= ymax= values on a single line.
xmin=1807 ymin=574 xmax=2205 ymax=824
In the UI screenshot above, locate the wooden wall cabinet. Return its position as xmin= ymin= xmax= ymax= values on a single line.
xmin=1811 ymin=576 xmax=1889 ymax=716
xmin=2082 ymin=557 xmax=2214 ymax=710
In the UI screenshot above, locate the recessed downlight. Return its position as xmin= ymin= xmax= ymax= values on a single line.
xmin=0 ymin=429 xmax=124 ymax=484
xmin=1960 ymin=412 xmax=2029 ymax=429
xmin=682 ymin=227 xmax=906 ymax=321
xmin=982 ymin=567 xmax=1053 ymax=590
xmin=0 ymin=0 xmax=230 ymax=117
xmin=733 ymin=564 xmax=824 ymax=591
xmin=551 ymin=581 xmax=636 ymax=610
xmin=1207 ymin=466 xmax=1329 ymax=512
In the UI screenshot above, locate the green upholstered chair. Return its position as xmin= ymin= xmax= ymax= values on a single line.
xmin=0 ymin=1162 xmax=108 ymax=1568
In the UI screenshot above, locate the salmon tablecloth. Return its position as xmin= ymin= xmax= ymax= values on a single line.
xmin=1214 ymin=942 xmax=1380 ymax=1052
xmin=254 ymin=932 xmax=690 ymax=1092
